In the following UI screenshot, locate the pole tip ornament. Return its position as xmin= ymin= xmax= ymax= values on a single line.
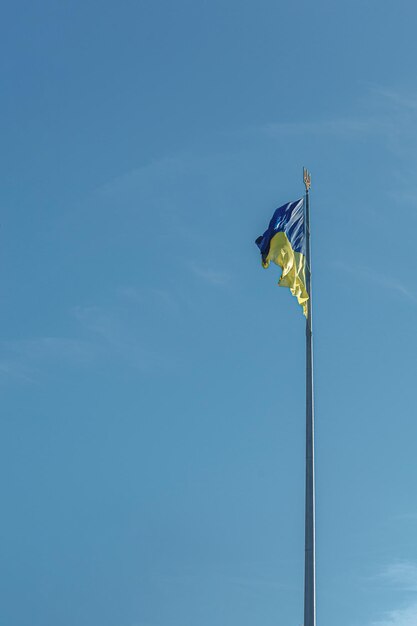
xmin=303 ymin=167 xmax=311 ymax=192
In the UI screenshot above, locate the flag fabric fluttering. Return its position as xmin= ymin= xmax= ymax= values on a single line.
xmin=255 ymin=198 xmax=309 ymax=316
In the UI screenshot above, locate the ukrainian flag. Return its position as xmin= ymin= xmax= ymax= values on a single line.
xmin=255 ymin=198 xmax=309 ymax=316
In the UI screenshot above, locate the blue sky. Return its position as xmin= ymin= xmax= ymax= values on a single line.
xmin=1 ymin=1 xmax=417 ymax=625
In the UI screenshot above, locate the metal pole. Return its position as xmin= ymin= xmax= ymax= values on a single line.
xmin=303 ymin=168 xmax=316 ymax=626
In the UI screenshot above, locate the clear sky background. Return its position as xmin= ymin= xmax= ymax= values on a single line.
xmin=1 ymin=1 xmax=417 ymax=625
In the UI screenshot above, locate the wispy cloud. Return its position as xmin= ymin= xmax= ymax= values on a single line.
xmin=368 ymin=85 xmax=417 ymax=112
xmin=264 ymin=117 xmax=393 ymax=139
xmin=393 ymin=512 xmax=417 ymax=522
xmin=96 ymin=155 xmax=186 ymax=199
xmin=73 ymin=305 xmax=122 ymax=344
xmin=262 ymin=84 xmax=417 ymax=162
xmin=224 ymin=574 xmax=289 ymax=591
xmin=117 ymin=285 xmax=180 ymax=314
xmin=0 ymin=284 xmax=182 ymax=384
xmin=190 ymin=262 xmax=231 ymax=286
xmin=0 ymin=337 xmax=95 ymax=383
xmin=371 ymin=602 xmax=417 ymax=626
xmin=377 ymin=563 xmax=417 ymax=593
xmin=368 ymin=563 xmax=417 ymax=626
xmin=333 ymin=261 xmax=417 ymax=306
xmin=150 ymin=569 xmax=289 ymax=595
xmin=73 ymin=298 xmax=179 ymax=372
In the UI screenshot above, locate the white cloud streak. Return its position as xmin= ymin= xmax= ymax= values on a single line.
xmin=190 ymin=262 xmax=231 ymax=286
xmin=0 ymin=337 xmax=95 ymax=383
xmin=371 ymin=602 xmax=417 ymax=626
xmin=378 ymin=563 xmax=417 ymax=593
xmin=73 ymin=298 xmax=179 ymax=372
xmin=264 ymin=117 xmax=393 ymax=139
xmin=368 ymin=85 xmax=417 ymax=112
xmin=0 ymin=285 xmax=181 ymax=384
xmin=333 ymin=261 xmax=417 ymax=307
xmin=262 ymin=84 xmax=417 ymax=171
xmin=368 ymin=563 xmax=417 ymax=626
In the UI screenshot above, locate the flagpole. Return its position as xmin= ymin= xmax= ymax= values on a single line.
xmin=303 ymin=167 xmax=316 ymax=626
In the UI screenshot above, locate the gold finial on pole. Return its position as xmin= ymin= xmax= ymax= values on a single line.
xmin=303 ymin=167 xmax=311 ymax=192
